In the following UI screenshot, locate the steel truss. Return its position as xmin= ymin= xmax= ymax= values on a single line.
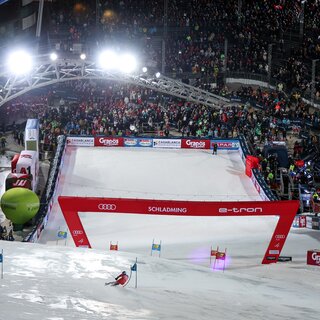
xmin=0 ymin=58 xmax=229 ymax=107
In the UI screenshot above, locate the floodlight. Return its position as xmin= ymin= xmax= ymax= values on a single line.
xmin=155 ymin=72 xmax=161 ymax=78
xmin=142 ymin=67 xmax=148 ymax=73
xmin=80 ymin=53 xmax=86 ymax=60
xmin=98 ymin=50 xmax=118 ymax=70
xmin=118 ymin=53 xmax=137 ymax=73
xmin=50 ymin=52 xmax=58 ymax=61
xmin=7 ymin=50 xmax=33 ymax=75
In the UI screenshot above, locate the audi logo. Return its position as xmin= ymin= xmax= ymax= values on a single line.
xmin=72 ymin=230 xmax=83 ymax=236
xmin=98 ymin=204 xmax=117 ymax=211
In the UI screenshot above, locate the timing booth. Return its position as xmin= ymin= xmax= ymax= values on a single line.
xmin=25 ymin=119 xmax=39 ymax=153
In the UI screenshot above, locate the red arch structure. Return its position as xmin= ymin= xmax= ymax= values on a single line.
xmin=58 ymin=196 xmax=300 ymax=264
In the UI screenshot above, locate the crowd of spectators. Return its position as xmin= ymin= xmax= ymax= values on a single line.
xmin=1 ymin=72 xmax=320 ymax=210
xmin=2 ymin=1 xmax=320 ymax=211
xmin=47 ymin=0 xmax=320 ymax=98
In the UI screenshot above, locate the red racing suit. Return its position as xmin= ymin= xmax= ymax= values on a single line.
xmin=115 ymin=273 xmax=129 ymax=285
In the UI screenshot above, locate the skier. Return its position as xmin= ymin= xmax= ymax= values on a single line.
xmin=105 ymin=271 xmax=129 ymax=286
xmin=212 ymin=143 xmax=218 ymax=155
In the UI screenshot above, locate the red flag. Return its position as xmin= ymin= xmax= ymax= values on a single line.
xmin=216 ymin=251 xmax=226 ymax=260
xmin=110 ymin=244 xmax=118 ymax=251
xmin=210 ymin=250 xmax=218 ymax=257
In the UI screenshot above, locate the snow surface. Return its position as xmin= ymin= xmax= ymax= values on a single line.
xmin=1 ymin=147 xmax=320 ymax=320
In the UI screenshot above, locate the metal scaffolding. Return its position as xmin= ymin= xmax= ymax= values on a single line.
xmin=0 ymin=57 xmax=229 ymax=108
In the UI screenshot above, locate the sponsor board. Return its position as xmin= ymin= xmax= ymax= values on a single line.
xmin=66 ymin=137 xmax=94 ymax=147
xmin=148 ymin=206 xmax=187 ymax=213
xmin=275 ymin=234 xmax=286 ymax=240
xmin=251 ymin=174 xmax=261 ymax=195
xmin=266 ymin=256 xmax=276 ymax=261
xmin=306 ymin=216 xmax=313 ymax=229
xmin=98 ymin=204 xmax=117 ymax=211
xmin=219 ymin=207 xmax=263 ymax=214
xmin=124 ymin=138 xmax=138 ymax=147
xmin=94 ymin=137 xmax=124 ymax=147
xmin=250 ymin=171 xmax=271 ymax=201
xmin=277 ymin=256 xmax=292 ymax=262
xmin=181 ymin=139 xmax=210 ymax=149
xmin=293 ymin=215 xmax=307 ymax=228
xmin=211 ymin=140 xmax=239 ymax=150
xmin=153 ymin=139 xmax=181 ymax=149
xmin=138 ymin=138 xmax=153 ymax=147
xmin=312 ymin=217 xmax=320 ymax=230
xmin=300 ymin=216 xmax=307 ymax=227
xmin=124 ymin=138 xmax=153 ymax=147
xmin=307 ymin=250 xmax=320 ymax=266
xmin=72 ymin=230 xmax=83 ymax=236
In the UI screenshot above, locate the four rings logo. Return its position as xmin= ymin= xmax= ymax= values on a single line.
xmin=72 ymin=230 xmax=83 ymax=236
xmin=98 ymin=204 xmax=117 ymax=211
xmin=275 ymin=235 xmax=285 ymax=240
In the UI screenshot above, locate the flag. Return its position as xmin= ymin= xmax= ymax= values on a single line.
xmin=110 ymin=244 xmax=118 ymax=251
xmin=152 ymin=244 xmax=161 ymax=251
xmin=0 ymin=254 xmax=2 ymax=263
xmin=216 ymin=251 xmax=226 ymax=260
xmin=131 ymin=263 xmax=137 ymax=272
xmin=210 ymin=250 xmax=218 ymax=257
xmin=57 ymin=231 xmax=67 ymax=239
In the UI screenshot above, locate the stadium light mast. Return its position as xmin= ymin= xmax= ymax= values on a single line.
xmin=36 ymin=0 xmax=44 ymax=38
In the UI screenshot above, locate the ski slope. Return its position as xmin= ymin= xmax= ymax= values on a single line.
xmin=39 ymin=146 xmax=270 ymax=266
xmin=0 ymin=147 xmax=319 ymax=320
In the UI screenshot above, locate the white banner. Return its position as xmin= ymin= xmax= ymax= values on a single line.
xmin=66 ymin=137 xmax=94 ymax=147
xmin=306 ymin=216 xmax=313 ymax=229
xmin=153 ymin=139 xmax=181 ymax=149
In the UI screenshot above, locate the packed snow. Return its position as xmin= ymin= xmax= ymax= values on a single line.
xmin=0 ymin=147 xmax=319 ymax=320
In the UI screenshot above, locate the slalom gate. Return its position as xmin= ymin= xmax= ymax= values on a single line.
xmin=58 ymin=196 xmax=299 ymax=264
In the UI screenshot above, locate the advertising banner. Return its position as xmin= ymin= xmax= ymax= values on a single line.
xmin=250 ymin=173 xmax=261 ymax=194
xmin=312 ymin=217 xmax=320 ymax=230
xmin=250 ymin=172 xmax=270 ymax=201
xmin=153 ymin=139 xmax=181 ymax=149
xmin=307 ymin=250 xmax=320 ymax=266
xmin=94 ymin=137 xmax=124 ymax=147
xmin=138 ymin=138 xmax=153 ymax=147
xmin=66 ymin=137 xmax=94 ymax=147
xmin=306 ymin=216 xmax=313 ymax=229
xmin=300 ymin=215 xmax=307 ymax=228
xmin=293 ymin=215 xmax=307 ymax=228
xmin=181 ymin=139 xmax=210 ymax=149
xmin=124 ymin=138 xmax=138 ymax=147
xmin=58 ymin=196 xmax=299 ymax=264
xmin=124 ymin=138 xmax=153 ymax=148
xmin=211 ymin=140 xmax=240 ymax=150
